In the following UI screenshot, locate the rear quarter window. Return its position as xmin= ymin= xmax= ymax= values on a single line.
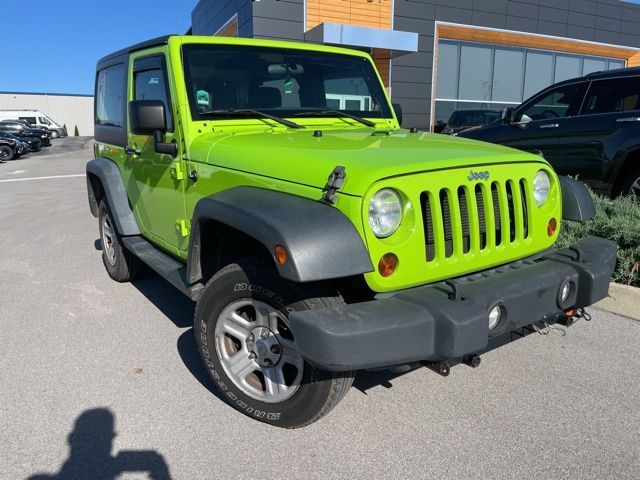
xmin=96 ymin=64 xmax=126 ymax=127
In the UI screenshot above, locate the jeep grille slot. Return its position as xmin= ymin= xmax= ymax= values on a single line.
xmin=420 ymin=176 xmax=530 ymax=262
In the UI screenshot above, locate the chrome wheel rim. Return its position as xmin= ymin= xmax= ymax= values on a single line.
xmin=214 ymin=299 xmax=304 ymax=403
xmin=101 ymin=215 xmax=117 ymax=266
xmin=629 ymin=178 xmax=640 ymax=198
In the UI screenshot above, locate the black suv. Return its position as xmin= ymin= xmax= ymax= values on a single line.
xmin=458 ymin=67 xmax=640 ymax=197
xmin=0 ymin=120 xmax=51 ymax=146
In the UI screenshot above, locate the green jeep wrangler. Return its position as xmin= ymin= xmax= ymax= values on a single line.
xmin=87 ymin=35 xmax=616 ymax=428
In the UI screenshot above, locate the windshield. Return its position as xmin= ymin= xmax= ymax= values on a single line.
xmin=182 ymin=44 xmax=392 ymax=121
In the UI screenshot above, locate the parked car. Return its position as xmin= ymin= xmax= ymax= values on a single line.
xmin=436 ymin=109 xmax=502 ymax=135
xmin=0 ymin=110 xmax=67 ymax=138
xmin=0 ymin=120 xmax=51 ymax=146
xmin=0 ymin=130 xmax=41 ymax=152
xmin=457 ymin=67 xmax=640 ymax=197
xmin=86 ymin=35 xmax=615 ymax=428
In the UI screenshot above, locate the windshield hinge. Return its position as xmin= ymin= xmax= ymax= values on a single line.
xmin=170 ymin=162 xmax=185 ymax=181
xmin=323 ymin=166 xmax=346 ymax=204
xmin=175 ymin=219 xmax=190 ymax=237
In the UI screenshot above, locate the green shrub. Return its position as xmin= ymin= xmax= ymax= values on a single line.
xmin=557 ymin=192 xmax=640 ymax=286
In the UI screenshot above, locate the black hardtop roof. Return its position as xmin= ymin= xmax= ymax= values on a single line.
xmin=97 ymin=35 xmax=175 ymax=68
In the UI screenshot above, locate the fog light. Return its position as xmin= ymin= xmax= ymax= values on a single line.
xmin=560 ymin=282 xmax=572 ymax=302
xmin=488 ymin=305 xmax=502 ymax=330
xmin=378 ymin=253 xmax=399 ymax=277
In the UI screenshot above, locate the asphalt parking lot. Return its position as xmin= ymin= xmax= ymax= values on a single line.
xmin=1 ymin=138 xmax=639 ymax=480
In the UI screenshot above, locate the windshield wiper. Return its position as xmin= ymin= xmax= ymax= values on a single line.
xmin=294 ymin=110 xmax=376 ymax=128
xmin=198 ymin=109 xmax=304 ymax=129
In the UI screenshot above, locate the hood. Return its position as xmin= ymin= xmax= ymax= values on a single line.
xmin=189 ymin=127 xmax=541 ymax=196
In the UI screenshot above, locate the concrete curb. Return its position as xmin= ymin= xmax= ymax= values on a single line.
xmin=594 ymin=282 xmax=640 ymax=321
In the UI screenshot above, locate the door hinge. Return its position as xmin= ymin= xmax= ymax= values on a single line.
xmin=175 ymin=219 xmax=190 ymax=237
xmin=170 ymin=162 xmax=185 ymax=181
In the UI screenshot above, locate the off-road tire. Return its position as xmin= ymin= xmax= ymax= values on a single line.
xmin=619 ymin=167 xmax=640 ymax=198
xmin=98 ymin=199 xmax=143 ymax=282
xmin=0 ymin=145 xmax=14 ymax=161
xmin=194 ymin=260 xmax=355 ymax=428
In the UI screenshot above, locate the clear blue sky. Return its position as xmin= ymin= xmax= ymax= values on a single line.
xmin=0 ymin=0 xmax=198 ymax=95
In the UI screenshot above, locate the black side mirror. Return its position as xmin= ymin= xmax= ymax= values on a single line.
xmin=501 ymin=107 xmax=515 ymax=124
xmin=129 ymin=100 xmax=177 ymax=157
xmin=392 ymin=103 xmax=403 ymax=126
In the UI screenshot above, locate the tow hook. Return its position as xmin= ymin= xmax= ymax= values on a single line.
xmin=462 ymin=355 xmax=481 ymax=368
xmin=426 ymin=360 xmax=450 ymax=377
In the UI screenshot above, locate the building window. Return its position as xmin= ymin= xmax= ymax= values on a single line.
xmin=434 ymin=39 xmax=626 ymax=124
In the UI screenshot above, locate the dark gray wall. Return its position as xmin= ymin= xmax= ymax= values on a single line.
xmin=252 ymin=0 xmax=305 ymax=41
xmin=191 ymin=0 xmax=254 ymax=37
xmin=392 ymin=0 xmax=640 ymax=128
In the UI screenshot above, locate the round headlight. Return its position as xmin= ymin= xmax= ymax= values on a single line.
xmin=368 ymin=188 xmax=403 ymax=238
xmin=533 ymin=170 xmax=551 ymax=206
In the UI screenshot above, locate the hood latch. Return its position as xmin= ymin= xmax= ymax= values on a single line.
xmin=323 ymin=166 xmax=346 ymax=204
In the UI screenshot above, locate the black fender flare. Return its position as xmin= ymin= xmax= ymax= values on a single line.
xmin=186 ymin=187 xmax=374 ymax=283
xmin=86 ymin=157 xmax=140 ymax=236
xmin=558 ymin=176 xmax=595 ymax=222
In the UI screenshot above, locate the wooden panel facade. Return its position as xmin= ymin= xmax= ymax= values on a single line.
xmin=306 ymin=0 xmax=392 ymax=31
xmin=438 ymin=24 xmax=638 ymax=62
xmin=215 ymin=15 xmax=238 ymax=37
xmin=372 ymin=48 xmax=391 ymax=88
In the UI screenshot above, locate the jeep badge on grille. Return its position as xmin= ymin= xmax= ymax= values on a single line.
xmin=468 ymin=170 xmax=490 ymax=181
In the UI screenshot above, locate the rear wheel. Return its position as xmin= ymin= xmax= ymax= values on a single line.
xmin=0 ymin=145 xmax=14 ymax=161
xmin=98 ymin=199 xmax=143 ymax=282
xmin=194 ymin=261 xmax=355 ymax=428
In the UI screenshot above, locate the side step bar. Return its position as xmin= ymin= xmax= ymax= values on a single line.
xmin=122 ymin=236 xmax=204 ymax=301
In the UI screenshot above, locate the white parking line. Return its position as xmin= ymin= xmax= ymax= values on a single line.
xmin=0 ymin=174 xmax=85 ymax=183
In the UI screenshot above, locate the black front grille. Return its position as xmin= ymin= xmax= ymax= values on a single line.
xmin=421 ymin=178 xmax=529 ymax=261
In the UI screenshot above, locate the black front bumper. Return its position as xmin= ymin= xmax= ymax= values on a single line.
xmin=289 ymin=236 xmax=616 ymax=372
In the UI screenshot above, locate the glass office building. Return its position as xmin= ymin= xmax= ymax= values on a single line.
xmin=435 ymin=40 xmax=626 ymax=123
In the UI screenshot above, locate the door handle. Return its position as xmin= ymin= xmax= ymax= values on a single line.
xmin=539 ymin=123 xmax=559 ymax=129
xmin=124 ymin=146 xmax=141 ymax=155
xmin=616 ymin=117 xmax=640 ymax=123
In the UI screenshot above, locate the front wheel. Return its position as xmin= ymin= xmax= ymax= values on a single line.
xmin=51 ymin=130 xmax=59 ymax=139
xmin=620 ymin=167 xmax=640 ymax=198
xmin=0 ymin=145 xmax=14 ymax=161
xmin=194 ymin=261 xmax=354 ymax=428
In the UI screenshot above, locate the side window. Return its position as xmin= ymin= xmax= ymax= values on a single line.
xmin=133 ymin=56 xmax=173 ymax=131
xmin=19 ymin=117 xmax=37 ymax=125
xmin=39 ymin=117 xmax=51 ymax=125
xmin=581 ymin=77 xmax=640 ymax=115
xmin=517 ymin=83 xmax=583 ymax=122
xmin=96 ymin=64 xmax=126 ymax=127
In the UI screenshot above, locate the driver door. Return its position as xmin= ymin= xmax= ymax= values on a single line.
xmin=125 ymin=50 xmax=188 ymax=253
xmin=498 ymin=82 xmax=586 ymax=160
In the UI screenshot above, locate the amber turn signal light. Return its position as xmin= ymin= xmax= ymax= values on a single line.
xmin=547 ymin=218 xmax=557 ymax=237
xmin=378 ymin=253 xmax=399 ymax=277
xmin=273 ymin=245 xmax=288 ymax=265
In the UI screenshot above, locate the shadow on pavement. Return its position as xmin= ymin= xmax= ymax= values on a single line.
xmin=131 ymin=275 xmax=195 ymax=329
xmin=26 ymin=408 xmax=171 ymax=480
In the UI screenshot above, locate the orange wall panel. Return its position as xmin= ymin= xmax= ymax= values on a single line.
xmin=306 ymin=0 xmax=392 ymax=30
